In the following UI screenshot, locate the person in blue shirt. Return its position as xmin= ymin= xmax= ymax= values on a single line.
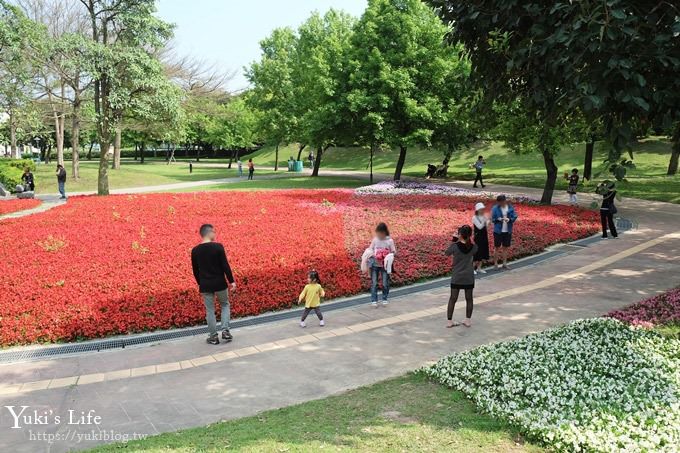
xmin=472 ymin=156 xmax=486 ymax=188
xmin=491 ymin=195 xmax=518 ymax=270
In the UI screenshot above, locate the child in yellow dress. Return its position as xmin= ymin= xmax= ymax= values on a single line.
xmin=298 ymin=270 xmax=325 ymax=327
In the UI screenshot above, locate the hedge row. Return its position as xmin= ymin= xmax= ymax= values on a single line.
xmin=0 ymin=159 xmax=36 ymax=190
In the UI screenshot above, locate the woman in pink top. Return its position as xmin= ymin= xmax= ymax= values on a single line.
xmin=368 ymin=222 xmax=396 ymax=307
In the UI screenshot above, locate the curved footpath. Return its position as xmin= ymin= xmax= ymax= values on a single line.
xmin=0 ymin=182 xmax=678 ymax=453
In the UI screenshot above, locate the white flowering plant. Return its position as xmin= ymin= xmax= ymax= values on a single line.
xmin=424 ymin=318 xmax=680 ymax=452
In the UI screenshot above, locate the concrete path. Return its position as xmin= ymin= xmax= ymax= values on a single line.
xmin=0 ymin=183 xmax=678 ymax=452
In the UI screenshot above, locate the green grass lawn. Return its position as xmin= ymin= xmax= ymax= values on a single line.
xmin=249 ymin=137 xmax=680 ymax=203
xmin=88 ymin=373 xmax=540 ymax=452
xmin=171 ymin=175 xmax=367 ymax=192
xmin=31 ymin=160 xmax=241 ymax=194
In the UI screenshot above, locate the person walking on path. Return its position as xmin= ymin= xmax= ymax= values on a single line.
xmin=491 ymin=195 xmax=518 ymax=270
xmin=308 ymin=151 xmax=315 ymax=169
xmin=298 ymin=270 xmax=325 ymax=328
xmin=445 ymin=225 xmax=478 ymax=328
xmin=191 ymin=224 xmax=237 ymax=345
xmin=566 ymin=168 xmax=580 ymax=204
xmin=247 ymin=159 xmax=254 ymax=180
xmin=56 ymin=164 xmax=67 ymax=199
xmin=21 ymin=168 xmax=35 ymax=192
xmin=599 ymin=181 xmax=619 ymax=239
xmin=367 ymin=222 xmax=396 ymax=307
xmin=472 ymin=202 xmax=490 ymax=274
xmin=237 ymin=159 xmax=243 ymax=178
xmin=472 ymin=156 xmax=486 ymax=188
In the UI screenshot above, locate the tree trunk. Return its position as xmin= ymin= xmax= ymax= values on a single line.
xmin=296 ymin=144 xmax=307 ymax=161
xmin=140 ymin=142 xmax=145 ymax=164
xmin=227 ymin=150 xmax=233 ymax=169
xmin=112 ymin=126 xmax=122 ymax=169
xmin=394 ymin=145 xmax=407 ymax=181
xmin=584 ymin=137 xmax=594 ymax=181
xmin=9 ymin=113 xmax=18 ymax=159
xmin=274 ymin=143 xmax=279 ymax=171
xmin=370 ymin=143 xmax=375 ymax=185
xmin=71 ymin=96 xmax=81 ymax=180
xmin=98 ymin=141 xmax=111 ymax=195
xmin=541 ymin=149 xmax=558 ymax=205
xmin=667 ymin=124 xmax=680 ymax=176
xmin=134 ymin=143 xmax=138 ymax=161
xmin=86 ymin=142 xmax=93 ymax=160
xmin=312 ymin=146 xmax=323 ymax=177
xmin=53 ymin=112 xmax=65 ymax=166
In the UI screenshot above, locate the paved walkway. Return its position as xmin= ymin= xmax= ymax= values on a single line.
xmin=0 ymin=183 xmax=678 ymax=452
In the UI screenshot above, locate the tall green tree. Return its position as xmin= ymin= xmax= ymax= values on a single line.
xmin=293 ymin=9 xmax=355 ymax=177
xmin=246 ymin=27 xmax=298 ymax=171
xmin=430 ymin=0 xmax=680 ymax=187
xmin=0 ymin=0 xmax=39 ymax=158
xmin=347 ymin=0 xmax=452 ymax=181
xmin=79 ymin=0 xmax=174 ymax=195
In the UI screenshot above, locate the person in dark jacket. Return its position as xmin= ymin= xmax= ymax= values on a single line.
xmin=21 ymin=168 xmax=35 ymax=191
xmin=445 ymin=225 xmax=478 ymax=328
xmin=56 ymin=164 xmax=67 ymax=199
xmin=191 ymin=224 xmax=237 ymax=345
xmin=599 ymin=181 xmax=618 ymax=239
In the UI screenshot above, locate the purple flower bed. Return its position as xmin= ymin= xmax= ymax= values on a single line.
xmin=607 ymin=287 xmax=680 ymax=328
xmin=356 ymin=181 xmax=538 ymax=203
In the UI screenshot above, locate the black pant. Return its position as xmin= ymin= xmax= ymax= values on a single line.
xmin=301 ymin=307 xmax=323 ymax=321
xmin=248 ymin=169 xmax=254 ymax=180
xmin=473 ymin=171 xmax=484 ymax=187
xmin=447 ymin=288 xmax=473 ymax=320
xmin=600 ymin=210 xmax=618 ymax=238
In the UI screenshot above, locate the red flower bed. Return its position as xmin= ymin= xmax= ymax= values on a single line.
xmin=607 ymin=287 xmax=680 ymax=328
xmin=0 ymin=190 xmax=599 ymax=345
xmin=0 ymin=198 xmax=41 ymax=216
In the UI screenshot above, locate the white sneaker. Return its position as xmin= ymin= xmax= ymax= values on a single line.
xmin=370 ymin=301 xmax=378 ymax=308
xmin=300 ymin=321 xmax=306 ymax=328
xmin=474 ymin=270 xmax=478 ymax=275
xmin=319 ymin=320 xmax=325 ymax=327
xmin=478 ymin=268 xmax=487 ymax=274
xmin=381 ymin=300 xmax=389 ymax=306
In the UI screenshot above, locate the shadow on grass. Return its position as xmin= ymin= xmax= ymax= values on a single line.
xmin=88 ymin=373 xmax=541 ymax=452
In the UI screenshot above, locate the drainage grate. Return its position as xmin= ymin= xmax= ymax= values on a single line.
xmin=0 ymin=219 xmax=632 ymax=364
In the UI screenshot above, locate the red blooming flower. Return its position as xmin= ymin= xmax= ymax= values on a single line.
xmin=0 ymin=190 xmax=599 ymax=345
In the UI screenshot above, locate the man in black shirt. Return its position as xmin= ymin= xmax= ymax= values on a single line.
xmin=56 ymin=164 xmax=67 ymax=199
xmin=191 ymin=224 xmax=237 ymax=345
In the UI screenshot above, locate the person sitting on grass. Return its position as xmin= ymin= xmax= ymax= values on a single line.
xmin=191 ymin=224 xmax=237 ymax=345
xmin=445 ymin=225 xmax=478 ymax=328
xmin=298 ymin=270 xmax=325 ymax=328
xmin=491 ymin=195 xmax=518 ymax=270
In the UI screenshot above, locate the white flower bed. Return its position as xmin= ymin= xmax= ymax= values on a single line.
xmin=425 ymin=318 xmax=680 ymax=452
xmin=355 ymin=181 xmax=537 ymax=203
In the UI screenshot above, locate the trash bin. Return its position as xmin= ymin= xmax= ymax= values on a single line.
xmin=294 ymin=161 xmax=304 ymax=172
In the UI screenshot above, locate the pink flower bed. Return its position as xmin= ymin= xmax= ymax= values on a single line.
xmin=607 ymin=287 xmax=680 ymax=328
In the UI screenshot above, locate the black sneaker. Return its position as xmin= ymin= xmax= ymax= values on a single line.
xmin=206 ymin=334 xmax=219 ymax=345
xmin=221 ymin=330 xmax=233 ymax=342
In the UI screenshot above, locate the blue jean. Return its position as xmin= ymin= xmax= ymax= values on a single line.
xmin=58 ymin=181 xmax=66 ymax=198
xmin=371 ymin=265 xmax=390 ymax=302
xmin=202 ymin=289 xmax=230 ymax=336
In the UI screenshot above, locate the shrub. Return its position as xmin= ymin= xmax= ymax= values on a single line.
xmin=425 ymin=319 xmax=680 ymax=452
